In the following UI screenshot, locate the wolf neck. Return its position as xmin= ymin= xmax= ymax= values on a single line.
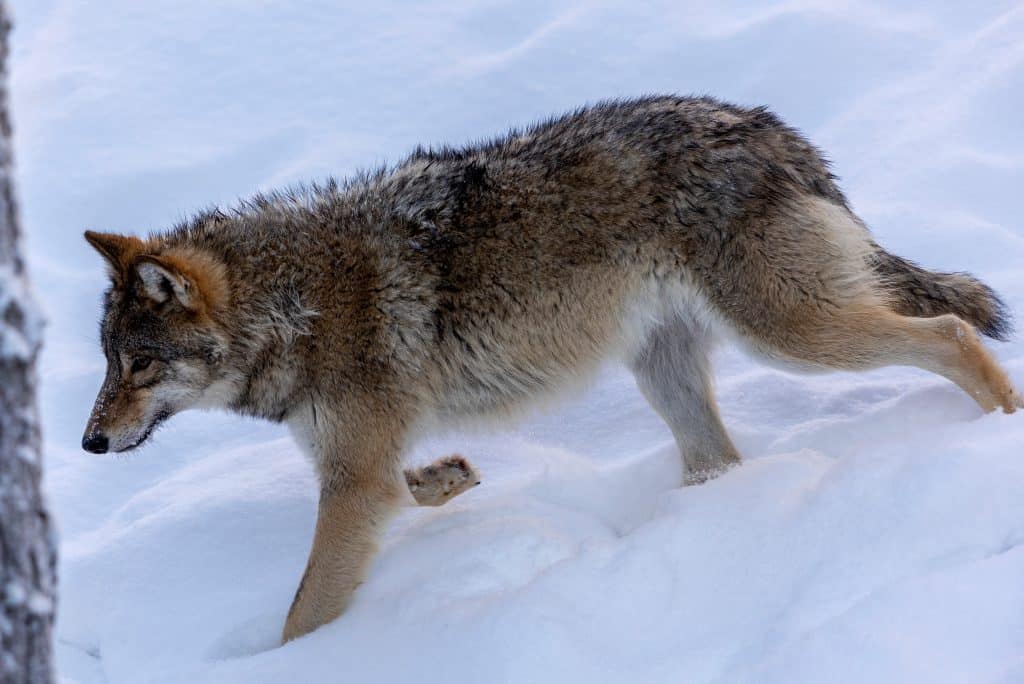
xmin=213 ymin=265 xmax=320 ymax=422
xmin=172 ymin=220 xmax=325 ymax=422
xmin=163 ymin=178 xmax=427 ymax=423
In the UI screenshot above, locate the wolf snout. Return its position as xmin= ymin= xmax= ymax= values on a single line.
xmin=82 ymin=433 xmax=109 ymax=454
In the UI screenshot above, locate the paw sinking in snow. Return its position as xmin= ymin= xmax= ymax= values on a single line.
xmin=405 ymin=454 xmax=481 ymax=506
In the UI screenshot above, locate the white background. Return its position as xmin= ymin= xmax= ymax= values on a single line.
xmin=10 ymin=1 xmax=1024 ymax=682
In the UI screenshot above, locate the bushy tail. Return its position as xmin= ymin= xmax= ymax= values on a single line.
xmin=870 ymin=248 xmax=1012 ymax=341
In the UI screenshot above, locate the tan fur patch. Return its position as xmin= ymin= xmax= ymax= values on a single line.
xmin=149 ymin=247 xmax=230 ymax=314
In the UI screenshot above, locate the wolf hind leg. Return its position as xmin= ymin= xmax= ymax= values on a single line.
xmin=911 ymin=315 xmax=1023 ymax=413
xmin=751 ymin=305 xmax=1021 ymax=414
xmin=704 ymin=195 xmax=1020 ymax=414
xmin=630 ymin=316 xmax=741 ymax=485
xmin=867 ymin=312 xmax=1021 ymax=413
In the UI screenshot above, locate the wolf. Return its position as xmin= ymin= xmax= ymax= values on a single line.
xmin=82 ymin=95 xmax=1021 ymax=643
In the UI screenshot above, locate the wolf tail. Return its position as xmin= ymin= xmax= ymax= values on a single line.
xmin=870 ymin=248 xmax=1012 ymax=341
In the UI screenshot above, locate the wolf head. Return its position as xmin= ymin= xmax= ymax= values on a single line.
xmin=82 ymin=231 xmax=232 ymax=453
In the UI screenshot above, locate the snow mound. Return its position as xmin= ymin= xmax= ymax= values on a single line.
xmin=53 ymin=370 xmax=1024 ymax=683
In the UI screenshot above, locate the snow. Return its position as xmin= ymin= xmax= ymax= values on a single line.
xmin=8 ymin=1 xmax=1024 ymax=682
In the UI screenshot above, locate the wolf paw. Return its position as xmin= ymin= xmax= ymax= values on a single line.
xmin=991 ymin=379 xmax=1022 ymax=414
xmin=404 ymin=454 xmax=481 ymax=506
xmin=683 ymin=460 xmax=741 ymax=486
xmin=1007 ymin=385 xmax=1023 ymax=414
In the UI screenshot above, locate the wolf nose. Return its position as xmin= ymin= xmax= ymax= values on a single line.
xmin=82 ymin=433 xmax=109 ymax=454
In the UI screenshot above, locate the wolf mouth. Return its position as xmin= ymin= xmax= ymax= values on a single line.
xmin=118 ymin=407 xmax=172 ymax=452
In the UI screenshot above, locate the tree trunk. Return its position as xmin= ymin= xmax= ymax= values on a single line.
xmin=0 ymin=2 xmax=57 ymax=682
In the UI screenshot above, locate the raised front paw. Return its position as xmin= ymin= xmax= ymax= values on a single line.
xmin=404 ymin=454 xmax=481 ymax=506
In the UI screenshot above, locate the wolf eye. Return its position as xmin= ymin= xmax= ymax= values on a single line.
xmin=131 ymin=356 xmax=154 ymax=373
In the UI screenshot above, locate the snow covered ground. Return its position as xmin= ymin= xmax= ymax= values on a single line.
xmin=9 ymin=1 xmax=1024 ymax=682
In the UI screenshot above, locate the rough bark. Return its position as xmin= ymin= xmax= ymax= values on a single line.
xmin=0 ymin=2 xmax=57 ymax=681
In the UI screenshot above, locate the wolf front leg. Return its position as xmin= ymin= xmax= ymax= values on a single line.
xmin=282 ymin=427 xmax=405 ymax=643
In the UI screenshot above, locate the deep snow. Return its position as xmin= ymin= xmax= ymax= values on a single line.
xmin=9 ymin=1 xmax=1024 ymax=682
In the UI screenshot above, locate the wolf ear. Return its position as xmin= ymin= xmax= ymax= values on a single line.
xmin=84 ymin=231 xmax=145 ymax=284
xmin=133 ymin=255 xmax=197 ymax=308
xmin=131 ymin=249 xmax=228 ymax=313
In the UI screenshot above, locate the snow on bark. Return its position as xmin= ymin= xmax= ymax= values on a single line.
xmin=0 ymin=3 xmax=57 ymax=682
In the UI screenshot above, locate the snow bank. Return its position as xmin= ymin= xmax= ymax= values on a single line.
xmin=9 ymin=1 xmax=1024 ymax=682
xmin=51 ymin=366 xmax=1024 ymax=684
